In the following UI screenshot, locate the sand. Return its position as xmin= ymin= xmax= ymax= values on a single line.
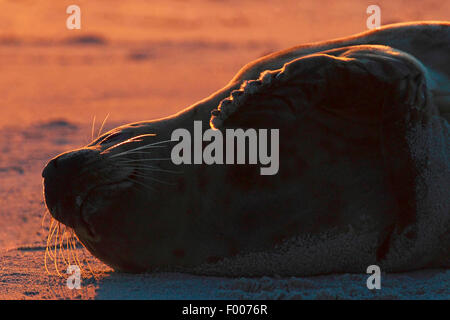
xmin=0 ymin=0 xmax=449 ymax=299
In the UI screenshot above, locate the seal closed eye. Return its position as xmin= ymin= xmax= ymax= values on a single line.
xmin=42 ymin=22 xmax=450 ymax=276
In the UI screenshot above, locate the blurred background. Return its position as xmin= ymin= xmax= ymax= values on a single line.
xmin=0 ymin=0 xmax=448 ymax=127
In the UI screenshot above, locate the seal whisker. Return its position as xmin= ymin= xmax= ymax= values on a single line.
xmin=46 ymin=219 xmax=57 ymax=260
xmin=123 ymin=138 xmax=174 ymax=150
xmin=69 ymin=236 xmax=82 ymax=274
xmin=101 ymin=133 xmax=158 ymax=155
xmin=103 ymin=138 xmax=173 ymax=154
xmin=53 ymin=223 xmax=62 ymax=277
xmin=100 ymin=145 xmax=165 ymax=158
xmin=107 ymin=149 xmax=166 ymax=158
xmin=41 ymin=209 xmax=49 ymax=229
xmin=126 ymin=177 xmax=157 ymax=192
xmin=59 ymin=225 xmax=68 ymax=266
xmin=91 ymin=115 xmax=96 ymax=141
xmin=72 ymin=232 xmax=97 ymax=278
xmin=61 ymin=227 xmax=72 ymax=265
xmin=70 ymin=237 xmax=81 ymax=268
xmin=131 ymin=172 xmax=176 ymax=186
xmin=44 ymin=246 xmax=51 ymax=275
xmin=114 ymin=158 xmax=172 ymax=162
xmin=97 ymin=113 xmax=110 ymax=139
xmin=67 ymin=233 xmax=75 ymax=267
xmin=116 ymin=163 xmax=159 ymax=169
xmin=123 ymin=138 xmax=174 ymax=151
xmin=43 ymin=204 xmax=95 ymax=279
xmin=66 ymin=231 xmax=74 ymax=266
xmin=102 ymin=144 xmax=165 ymax=156
xmin=44 ymin=218 xmax=57 ymax=275
xmin=104 ymin=139 xmax=173 ymax=158
xmin=126 ymin=166 xmax=182 ymax=174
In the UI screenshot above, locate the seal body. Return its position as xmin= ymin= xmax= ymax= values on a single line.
xmin=42 ymin=22 xmax=450 ymax=276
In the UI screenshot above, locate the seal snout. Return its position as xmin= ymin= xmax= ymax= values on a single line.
xmin=42 ymin=148 xmax=96 ymax=227
xmin=42 ymin=148 xmax=93 ymax=178
xmin=41 ymin=157 xmax=58 ymax=178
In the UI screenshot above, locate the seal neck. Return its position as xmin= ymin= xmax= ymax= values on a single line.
xmin=175 ymin=81 xmax=242 ymax=125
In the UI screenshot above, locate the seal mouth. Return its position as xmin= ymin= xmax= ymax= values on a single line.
xmin=77 ymin=179 xmax=134 ymax=239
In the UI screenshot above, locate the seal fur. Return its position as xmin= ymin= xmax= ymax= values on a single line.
xmin=42 ymin=22 xmax=449 ymax=276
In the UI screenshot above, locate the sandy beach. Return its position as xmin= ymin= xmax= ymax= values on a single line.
xmin=0 ymin=0 xmax=449 ymax=299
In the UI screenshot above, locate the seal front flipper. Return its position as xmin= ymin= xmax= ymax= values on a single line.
xmin=210 ymin=45 xmax=447 ymax=270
